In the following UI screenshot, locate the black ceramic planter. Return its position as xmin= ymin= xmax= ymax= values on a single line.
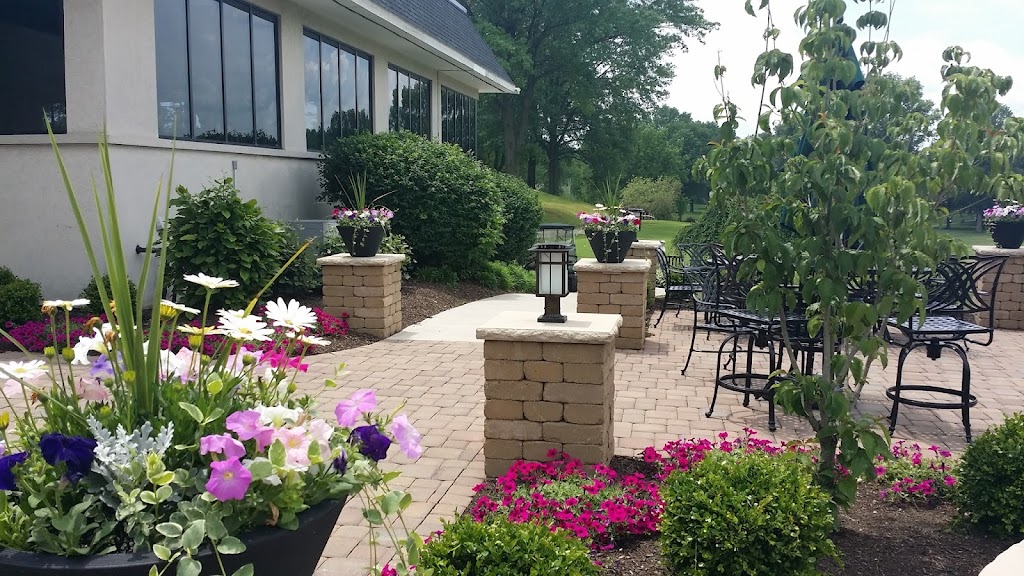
xmin=990 ymin=221 xmax=1024 ymax=250
xmin=338 ymin=225 xmax=387 ymax=257
xmin=0 ymin=498 xmax=346 ymax=576
xmin=586 ymin=230 xmax=637 ymax=263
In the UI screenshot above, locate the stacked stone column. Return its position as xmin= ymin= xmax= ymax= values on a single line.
xmin=627 ymin=239 xmax=663 ymax=311
xmin=477 ymin=312 xmax=621 ymax=477
xmin=574 ymin=258 xmax=650 ymax=349
xmin=318 ymin=254 xmax=404 ymax=338
xmin=975 ymin=246 xmax=1024 ymax=330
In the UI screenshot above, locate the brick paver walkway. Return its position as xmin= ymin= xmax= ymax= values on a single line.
xmin=5 ymin=310 xmax=1024 ymax=575
xmin=298 ymin=311 xmax=1024 ymax=575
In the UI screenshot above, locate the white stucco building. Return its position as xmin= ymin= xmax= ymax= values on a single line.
xmin=0 ymin=0 xmax=515 ymax=297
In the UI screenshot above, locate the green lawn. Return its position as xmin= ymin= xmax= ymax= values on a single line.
xmin=940 ymin=225 xmax=993 ymax=249
xmin=537 ymin=191 xmax=692 ymax=259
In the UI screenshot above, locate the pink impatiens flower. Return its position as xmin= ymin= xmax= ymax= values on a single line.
xmin=206 ymin=458 xmax=252 ymax=501
xmin=226 ymin=410 xmax=275 ymax=451
xmin=200 ymin=434 xmax=246 ymax=460
xmin=335 ymin=389 xmax=377 ymax=427
xmin=390 ymin=414 xmax=422 ymax=460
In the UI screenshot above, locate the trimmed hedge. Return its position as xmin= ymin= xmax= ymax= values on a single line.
xmin=78 ymin=275 xmax=138 ymax=316
xmin=674 ymin=198 xmax=729 ymax=247
xmin=0 ymin=277 xmax=42 ymax=326
xmin=955 ymin=413 xmax=1024 ymax=536
xmin=492 ymin=172 xmax=543 ymax=266
xmin=319 ymin=132 xmax=503 ymax=278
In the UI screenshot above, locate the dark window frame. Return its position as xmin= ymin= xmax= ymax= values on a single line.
xmin=388 ymin=64 xmax=431 ymax=137
xmin=157 ymin=0 xmax=281 ymax=148
xmin=303 ymin=27 xmax=374 ymax=151
xmin=441 ymin=85 xmax=477 ymax=154
xmin=0 ymin=0 xmax=67 ymax=135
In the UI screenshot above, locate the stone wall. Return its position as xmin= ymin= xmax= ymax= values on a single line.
xmin=627 ymin=240 xmax=663 ymax=312
xmin=477 ymin=312 xmax=621 ymax=477
xmin=318 ymin=254 xmax=404 ymax=338
xmin=975 ymin=246 xmax=1024 ymax=330
xmin=574 ymin=258 xmax=650 ymax=349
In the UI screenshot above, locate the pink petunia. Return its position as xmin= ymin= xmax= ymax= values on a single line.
xmin=77 ymin=377 xmax=112 ymax=404
xmin=206 ymin=458 xmax=252 ymax=501
xmin=273 ymin=426 xmax=312 ymax=469
xmin=335 ymin=389 xmax=377 ymax=427
xmin=226 ymin=410 xmax=275 ymax=451
xmin=390 ymin=414 xmax=422 ymax=460
xmin=200 ymin=434 xmax=246 ymax=460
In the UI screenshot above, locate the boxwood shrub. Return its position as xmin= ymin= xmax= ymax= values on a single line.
xmin=0 ymin=276 xmax=42 ymax=326
xmin=492 ymin=171 xmax=543 ymax=266
xmin=319 ymin=132 xmax=502 ymax=278
xmin=419 ymin=515 xmax=600 ymax=576
xmin=78 ymin=275 xmax=138 ymax=316
xmin=660 ymin=449 xmax=837 ymax=575
xmin=955 ymin=413 xmax=1024 ymax=536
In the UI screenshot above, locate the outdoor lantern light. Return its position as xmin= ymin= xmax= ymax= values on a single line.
xmin=531 ymin=243 xmax=570 ymax=323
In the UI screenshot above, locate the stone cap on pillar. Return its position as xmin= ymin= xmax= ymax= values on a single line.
xmin=476 ymin=311 xmax=621 ymax=344
xmin=630 ymin=240 xmax=664 ymax=250
xmin=574 ymin=258 xmax=650 ymax=274
xmin=973 ymin=246 xmax=1024 ymax=257
xmin=317 ymin=254 xmax=406 ymax=267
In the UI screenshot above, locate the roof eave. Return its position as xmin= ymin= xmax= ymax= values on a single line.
xmin=343 ymin=0 xmax=519 ymax=94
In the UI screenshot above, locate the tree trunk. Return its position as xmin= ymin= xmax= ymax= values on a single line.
xmin=975 ymin=210 xmax=984 ymax=232
xmin=527 ymin=153 xmax=538 ymax=189
xmin=546 ymin=138 xmax=561 ymax=195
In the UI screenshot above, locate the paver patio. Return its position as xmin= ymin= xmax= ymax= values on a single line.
xmin=292 ymin=306 xmax=1024 ymax=575
xmin=3 ymin=303 xmax=1022 ymax=574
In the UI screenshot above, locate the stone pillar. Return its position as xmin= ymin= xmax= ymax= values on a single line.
xmin=318 ymin=254 xmax=404 ymax=338
xmin=477 ymin=311 xmax=621 ymax=477
xmin=974 ymin=246 xmax=1024 ymax=330
xmin=574 ymin=258 xmax=649 ymax=349
xmin=628 ymin=240 xmax=663 ymax=312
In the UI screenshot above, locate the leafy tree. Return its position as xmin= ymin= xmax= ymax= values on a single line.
xmin=701 ymin=0 xmax=1024 ymax=510
xmin=467 ymin=0 xmax=715 ymax=187
xmin=621 ymin=177 xmax=681 ymax=220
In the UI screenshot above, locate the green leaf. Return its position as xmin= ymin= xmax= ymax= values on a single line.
xmin=206 ymin=516 xmax=228 ymax=540
xmin=217 ymin=536 xmax=246 ymax=554
xmin=178 ymin=402 xmax=204 ymax=424
xmin=177 ymin=557 xmax=201 ymax=576
xmin=153 ymin=544 xmax=173 ymax=561
xmin=247 ymin=459 xmax=274 ymax=481
xmin=149 ymin=566 xmax=159 ymax=576
xmin=231 ymin=565 xmax=255 ymax=576
xmin=156 ymin=522 xmax=183 ymax=538
xmin=363 ymin=508 xmax=384 ymax=525
xmin=269 ymin=440 xmax=286 ymax=468
xmin=380 ymin=491 xmax=404 ymax=516
xmin=140 ymin=491 xmax=158 ymax=505
xmin=180 ymin=520 xmax=206 ymax=551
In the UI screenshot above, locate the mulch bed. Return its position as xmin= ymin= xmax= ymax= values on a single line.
xmin=591 ymin=456 xmax=1012 ymax=576
xmin=298 ymin=280 xmax=503 ymax=354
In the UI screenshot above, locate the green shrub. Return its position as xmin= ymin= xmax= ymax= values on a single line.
xmin=380 ymin=232 xmax=414 ymax=279
xmin=0 ymin=266 xmax=17 ymax=287
xmin=419 ymin=515 xmax=600 ymax=576
xmin=493 ymin=172 xmax=543 ymax=265
xmin=621 ymin=176 xmax=682 ymax=220
xmin=955 ymin=413 xmax=1024 ymax=536
xmin=476 ymin=261 xmax=534 ymax=292
xmin=415 ymin=266 xmax=460 ymax=287
xmin=166 ymin=179 xmax=284 ymax=310
xmin=660 ymin=450 xmax=837 ymax=576
xmin=674 ymin=199 xmax=729 ymax=247
xmin=0 ymin=278 xmax=42 ymax=325
xmin=78 ymin=275 xmax=138 ymax=316
xmin=319 ymin=132 xmax=502 ymax=278
xmin=272 ymin=226 xmax=321 ymax=299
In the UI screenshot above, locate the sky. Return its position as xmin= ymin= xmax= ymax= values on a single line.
xmin=664 ymin=0 xmax=1024 ymax=135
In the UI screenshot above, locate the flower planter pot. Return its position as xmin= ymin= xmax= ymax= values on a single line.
xmin=585 ymin=230 xmax=637 ymax=263
xmin=0 ymin=497 xmax=346 ymax=576
xmin=990 ymin=221 xmax=1024 ymax=250
xmin=338 ymin=225 xmax=386 ymax=257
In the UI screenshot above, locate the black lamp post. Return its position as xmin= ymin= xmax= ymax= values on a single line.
xmin=531 ymin=244 xmax=570 ymax=323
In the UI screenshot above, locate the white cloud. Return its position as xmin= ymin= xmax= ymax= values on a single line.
xmin=666 ymin=0 xmax=1024 ymax=134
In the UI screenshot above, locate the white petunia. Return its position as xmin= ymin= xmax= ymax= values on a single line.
xmin=43 ymin=299 xmax=91 ymax=310
xmin=161 ymin=299 xmax=200 ymax=315
xmin=218 ymin=314 xmax=275 ymax=342
xmin=264 ymin=298 xmax=317 ymax=333
xmin=183 ymin=273 xmax=239 ymax=290
xmin=73 ymin=332 xmax=107 ymax=365
xmin=256 ymin=405 xmax=302 ymax=427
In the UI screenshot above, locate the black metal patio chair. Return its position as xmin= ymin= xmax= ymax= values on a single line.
xmin=886 ymin=255 xmax=1008 ymax=442
xmin=654 ymin=247 xmax=699 ymax=327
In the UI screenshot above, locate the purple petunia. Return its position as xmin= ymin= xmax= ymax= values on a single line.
xmin=0 ymin=452 xmax=28 ymax=491
xmin=350 ymin=425 xmax=391 ymax=462
xmin=39 ymin=433 xmax=96 ymax=483
xmin=333 ymin=452 xmax=347 ymax=474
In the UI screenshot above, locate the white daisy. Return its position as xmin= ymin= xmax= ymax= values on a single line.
xmin=218 ymin=314 xmax=274 ymax=342
xmin=183 ymin=273 xmax=239 ymax=290
xmin=161 ymin=299 xmax=200 ymax=315
xmin=177 ymin=325 xmax=224 ymax=336
xmin=297 ymin=334 xmax=331 ymax=348
xmin=1 ymin=360 xmax=48 ymax=395
xmin=265 ymin=298 xmax=317 ymax=333
xmin=42 ymin=299 xmax=90 ymax=310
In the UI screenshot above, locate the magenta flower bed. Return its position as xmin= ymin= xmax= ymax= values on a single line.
xmin=2 ymin=307 xmax=349 ymax=354
xmin=877 ymin=440 xmax=957 ymax=501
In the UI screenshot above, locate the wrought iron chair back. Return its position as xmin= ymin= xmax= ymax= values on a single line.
xmin=711 ymin=251 xmax=754 ymax=311
xmin=924 ymin=256 xmax=1007 ymax=325
xmin=675 ymin=243 xmax=719 ymax=267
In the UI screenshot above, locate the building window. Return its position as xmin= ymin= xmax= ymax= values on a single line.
xmin=303 ymin=30 xmax=373 ymax=151
xmin=388 ymin=65 xmax=431 ymax=137
xmin=0 ymin=0 xmax=66 ymax=135
xmin=155 ymin=0 xmax=280 ymax=147
xmin=441 ymin=87 xmax=476 ymax=154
